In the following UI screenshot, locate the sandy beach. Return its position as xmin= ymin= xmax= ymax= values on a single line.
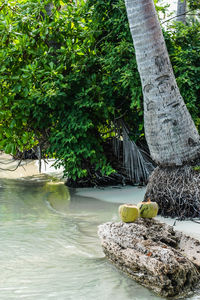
xmin=0 ymin=152 xmax=64 ymax=179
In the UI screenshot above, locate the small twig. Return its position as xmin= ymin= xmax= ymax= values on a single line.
xmin=114 ymin=111 xmax=128 ymax=121
xmin=161 ymin=9 xmax=195 ymax=24
xmin=0 ymin=157 xmax=23 ymax=172
xmin=0 ymin=160 xmax=16 ymax=165
xmin=37 ymin=145 xmax=42 ymax=173
xmin=0 ymin=4 xmax=5 ymax=12
xmin=173 ymin=219 xmax=177 ymax=227
xmin=191 ymin=220 xmax=200 ymax=224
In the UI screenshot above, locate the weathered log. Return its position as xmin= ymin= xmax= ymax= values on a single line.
xmin=98 ymin=219 xmax=200 ymax=298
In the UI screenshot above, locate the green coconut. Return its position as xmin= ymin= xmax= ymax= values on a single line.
xmin=137 ymin=199 xmax=159 ymax=218
xmin=119 ymin=204 xmax=139 ymax=223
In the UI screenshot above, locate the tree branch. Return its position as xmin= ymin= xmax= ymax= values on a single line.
xmin=161 ymin=9 xmax=196 ymax=24
xmin=0 ymin=157 xmax=23 ymax=172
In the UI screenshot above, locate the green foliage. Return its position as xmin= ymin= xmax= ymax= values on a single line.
xmin=0 ymin=0 xmax=71 ymax=154
xmin=188 ymin=0 xmax=200 ymax=10
xmin=84 ymin=0 xmax=143 ymax=136
xmin=0 ymin=0 xmax=199 ymax=180
xmin=0 ymin=0 xmax=143 ymax=179
xmin=192 ymin=165 xmax=200 ymax=171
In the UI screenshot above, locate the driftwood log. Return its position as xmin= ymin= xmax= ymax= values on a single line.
xmin=98 ymin=219 xmax=200 ymax=298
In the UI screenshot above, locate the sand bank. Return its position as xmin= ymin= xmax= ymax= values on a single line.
xmin=0 ymin=153 xmax=64 ymax=179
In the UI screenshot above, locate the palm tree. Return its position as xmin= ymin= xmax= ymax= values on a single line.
xmin=124 ymin=0 xmax=200 ymax=218
xmin=177 ymin=0 xmax=187 ymax=24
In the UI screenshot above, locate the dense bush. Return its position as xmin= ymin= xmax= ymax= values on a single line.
xmin=0 ymin=0 xmax=142 ymax=180
xmin=0 ymin=0 xmax=199 ymax=181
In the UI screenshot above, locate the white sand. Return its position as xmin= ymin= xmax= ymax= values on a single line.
xmin=0 ymin=153 xmax=64 ymax=179
xmin=76 ymin=186 xmax=200 ymax=241
xmin=75 ymin=185 xmax=146 ymax=204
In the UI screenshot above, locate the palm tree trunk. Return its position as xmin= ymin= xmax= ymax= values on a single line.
xmin=176 ymin=0 xmax=187 ymax=24
xmin=124 ymin=0 xmax=200 ymax=167
xmin=45 ymin=3 xmax=54 ymax=16
xmin=124 ymin=0 xmax=200 ymax=218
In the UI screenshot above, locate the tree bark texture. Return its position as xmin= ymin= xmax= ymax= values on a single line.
xmin=98 ymin=219 xmax=200 ymax=298
xmin=177 ymin=0 xmax=187 ymax=24
xmin=124 ymin=0 xmax=200 ymax=166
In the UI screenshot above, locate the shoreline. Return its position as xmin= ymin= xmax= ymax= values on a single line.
xmin=0 ymin=152 xmax=200 ymax=241
xmin=0 ymin=153 xmax=64 ymax=179
xmin=75 ymin=186 xmax=200 ymax=241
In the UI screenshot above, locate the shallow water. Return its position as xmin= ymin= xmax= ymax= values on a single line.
xmin=0 ymin=179 xmax=199 ymax=300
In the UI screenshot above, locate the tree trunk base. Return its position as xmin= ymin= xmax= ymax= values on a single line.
xmin=98 ymin=219 xmax=200 ymax=298
xmin=145 ymin=165 xmax=200 ymax=219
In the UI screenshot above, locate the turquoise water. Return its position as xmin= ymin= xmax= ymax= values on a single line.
xmin=0 ymin=178 xmax=199 ymax=300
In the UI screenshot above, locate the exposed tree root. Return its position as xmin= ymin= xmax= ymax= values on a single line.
xmin=145 ymin=165 xmax=200 ymax=219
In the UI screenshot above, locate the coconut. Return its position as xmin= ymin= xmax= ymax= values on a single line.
xmin=119 ymin=204 xmax=139 ymax=223
xmin=137 ymin=199 xmax=158 ymax=218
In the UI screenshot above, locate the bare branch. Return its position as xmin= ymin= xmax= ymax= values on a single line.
xmin=161 ymin=9 xmax=196 ymax=24
xmin=0 ymin=157 xmax=23 ymax=172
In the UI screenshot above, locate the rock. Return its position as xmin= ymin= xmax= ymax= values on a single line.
xmin=176 ymin=231 xmax=200 ymax=270
xmin=98 ymin=219 xmax=200 ymax=298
